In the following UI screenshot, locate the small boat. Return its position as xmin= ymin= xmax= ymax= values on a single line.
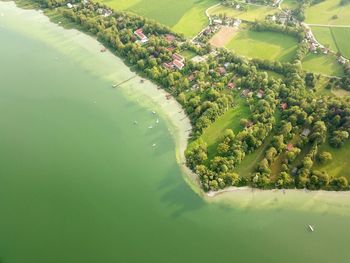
xmin=152 ymin=143 xmax=156 ymax=147
xmin=112 ymin=84 xmax=117 ymax=88
xmin=308 ymin=225 xmax=314 ymax=232
xmin=148 ymin=126 xmax=153 ymax=129
xmin=156 ymin=119 xmax=159 ymax=124
xmin=152 ymin=111 xmax=156 ymax=114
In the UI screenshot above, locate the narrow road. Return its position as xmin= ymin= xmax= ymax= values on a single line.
xmin=306 ymin=23 xmax=350 ymax=28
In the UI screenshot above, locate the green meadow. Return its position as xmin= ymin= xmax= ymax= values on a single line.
xmin=281 ymin=0 xmax=299 ymax=10
xmin=312 ymin=26 xmax=350 ymax=58
xmin=314 ymin=141 xmax=350 ymax=180
xmin=200 ymin=99 xmax=250 ymax=159
xmin=96 ymin=0 xmax=219 ymax=37
xmin=302 ymin=53 xmax=344 ymax=77
xmin=225 ymin=29 xmax=298 ymax=62
xmin=305 ymin=0 xmax=350 ymax=25
xmin=209 ymin=4 xmax=277 ymax=22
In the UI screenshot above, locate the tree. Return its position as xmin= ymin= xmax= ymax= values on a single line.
xmin=317 ymin=151 xmax=332 ymax=164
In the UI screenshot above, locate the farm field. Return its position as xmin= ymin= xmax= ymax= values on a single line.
xmin=208 ymin=4 xmax=277 ymax=21
xmin=313 ymin=141 xmax=350 ymax=180
xmin=302 ymin=53 xmax=344 ymax=77
xmin=225 ymin=29 xmax=298 ymax=62
xmin=305 ymin=0 xmax=350 ymax=25
xmin=96 ymin=0 xmax=219 ymax=37
xmin=331 ymin=27 xmax=350 ymax=58
xmin=312 ymin=26 xmax=350 ymax=58
xmin=209 ymin=26 xmax=238 ymax=48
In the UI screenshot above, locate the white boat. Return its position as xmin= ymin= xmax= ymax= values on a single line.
xmin=156 ymin=119 xmax=159 ymax=124
xmin=308 ymin=225 xmax=314 ymax=232
xmin=152 ymin=143 xmax=156 ymax=147
xmin=148 ymin=126 xmax=153 ymax=129
xmin=133 ymin=120 xmax=138 ymax=125
xmin=152 ymin=111 xmax=156 ymax=114
xmin=112 ymin=84 xmax=117 ymax=88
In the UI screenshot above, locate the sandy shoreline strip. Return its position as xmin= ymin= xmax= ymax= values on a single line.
xmin=3 ymin=1 xmax=350 ymax=210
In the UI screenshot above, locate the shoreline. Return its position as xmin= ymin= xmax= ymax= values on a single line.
xmin=3 ymin=1 xmax=350 ymax=206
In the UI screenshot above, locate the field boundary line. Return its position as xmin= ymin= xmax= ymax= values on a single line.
xmin=307 ymin=24 xmax=350 ymax=28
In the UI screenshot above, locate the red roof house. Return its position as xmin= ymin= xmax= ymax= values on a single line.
xmin=173 ymin=59 xmax=184 ymax=70
xmin=172 ymin=53 xmax=184 ymax=62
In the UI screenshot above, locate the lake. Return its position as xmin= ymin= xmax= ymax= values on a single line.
xmin=0 ymin=2 xmax=349 ymax=263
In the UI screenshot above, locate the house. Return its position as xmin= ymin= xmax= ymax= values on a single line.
xmin=173 ymin=59 xmax=185 ymax=70
xmin=227 ymin=83 xmax=235 ymax=90
xmin=301 ymin=128 xmax=311 ymax=137
xmin=218 ymin=67 xmax=226 ymax=75
xmin=166 ymin=46 xmax=175 ymax=52
xmin=309 ymin=43 xmax=317 ymax=53
xmin=163 ymin=62 xmax=174 ymax=70
xmin=165 ymin=34 xmax=176 ymax=43
xmin=281 ymin=102 xmax=288 ymax=111
xmin=188 ymin=74 xmax=195 ymax=82
xmin=213 ymin=19 xmax=223 ymax=25
xmin=134 ymin=28 xmax=148 ymax=43
xmin=337 ymin=56 xmax=349 ymax=65
xmin=233 ymin=19 xmax=242 ymax=27
xmin=67 ymin=3 xmax=73 ymax=8
xmin=241 ymin=89 xmax=251 ymax=97
xmin=172 ymin=53 xmax=184 ymax=63
xmin=256 ymin=90 xmax=264 ymax=99
xmin=286 ymin=143 xmax=294 ymax=151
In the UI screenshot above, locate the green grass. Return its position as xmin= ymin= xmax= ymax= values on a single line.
xmin=96 ymin=0 xmax=219 ymax=37
xmin=180 ymin=50 xmax=197 ymax=59
xmin=225 ymin=29 xmax=298 ymax=62
xmin=281 ymin=0 xmax=299 ymax=10
xmin=311 ymin=27 xmax=338 ymax=51
xmin=305 ymin=0 xmax=350 ymax=25
xmin=302 ymin=53 xmax=344 ymax=77
xmin=209 ymin=4 xmax=277 ymax=21
xmin=311 ymin=26 xmax=350 ymax=59
xmin=331 ymin=27 xmax=350 ymax=58
xmin=201 ymin=99 xmax=250 ymax=159
xmin=313 ymin=141 xmax=350 ymax=181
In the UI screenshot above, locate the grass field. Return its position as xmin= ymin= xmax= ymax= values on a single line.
xmin=180 ymin=50 xmax=197 ymax=59
xmin=209 ymin=4 xmax=277 ymax=22
xmin=302 ymin=53 xmax=344 ymax=77
xmin=313 ymin=141 xmax=350 ymax=180
xmin=97 ymin=0 xmax=219 ymax=37
xmin=281 ymin=0 xmax=299 ymax=10
xmin=331 ymin=27 xmax=350 ymax=58
xmin=311 ymin=27 xmax=338 ymax=51
xmin=312 ymin=26 xmax=350 ymax=59
xmin=305 ymin=0 xmax=350 ymax=25
xmin=225 ymin=29 xmax=298 ymax=62
xmin=201 ymin=99 xmax=250 ymax=159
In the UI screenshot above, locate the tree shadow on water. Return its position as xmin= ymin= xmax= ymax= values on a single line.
xmin=157 ymin=164 xmax=205 ymax=218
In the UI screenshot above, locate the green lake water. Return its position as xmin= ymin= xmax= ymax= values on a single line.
xmin=0 ymin=2 xmax=350 ymax=262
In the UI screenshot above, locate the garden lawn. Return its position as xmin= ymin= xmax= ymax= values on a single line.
xmin=281 ymin=0 xmax=299 ymax=10
xmin=96 ymin=0 xmax=219 ymax=37
xmin=305 ymin=0 xmax=350 ymax=25
xmin=302 ymin=53 xmax=344 ymax=77
xmin=313 ymin=141 xmax=350 ymax=181
xmin=225 ymin=29 xmax=298 ymax=62
xmin=209 ymin=4 xmax=277 ymax=21
xmin=201 ymin=99 xmax=250 ymax=159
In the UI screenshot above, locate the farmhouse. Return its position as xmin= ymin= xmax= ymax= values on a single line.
xmin=172 ymin=53 xmax=184 ymax=62
xmin=134 ymin=28 xmax=148 ymax=43
xmin=301 ymin=128 xmax=311 ymax=137
xmin=213 ymin=19 xmax=223 ymax=25
xmin=256 ymin=90 xmax=264 ymax=99
xmin=227 ymin=83 xmax=235 ymax=89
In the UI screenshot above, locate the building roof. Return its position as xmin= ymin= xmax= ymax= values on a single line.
xmin=165 ymin=34 xmax=176 ymax=43
xmin=173 ymin=59 xmax=184 ymax=70
xmin=172 ymin=53 xmax=184 ymax=62
xmin=286 ymin=143 xmax=294 ymax=151
xmin=134 ymin=29 xmax=148 ymax=41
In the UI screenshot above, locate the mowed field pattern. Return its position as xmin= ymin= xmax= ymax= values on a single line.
xmin=225 ymin=30 xmax=298 ymax=62
xmin=97 ymin=0 xmax=219 ymax=37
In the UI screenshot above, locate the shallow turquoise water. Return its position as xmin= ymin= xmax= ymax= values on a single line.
xmin=0 ymin=2 xmax=349 ymax=263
